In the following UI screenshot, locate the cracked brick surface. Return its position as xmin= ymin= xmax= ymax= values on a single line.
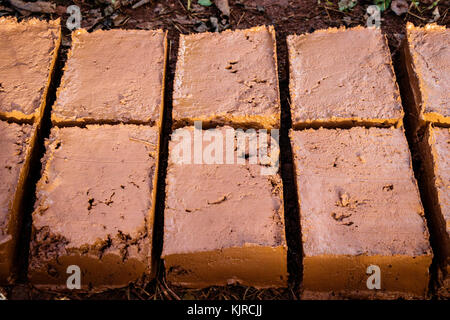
xmin=28 ymin=124 xmax=159 ymax=291
xmin=0 ymin=17 xmax=60 ymax=123
xmin=290 ymin=127 xmax=432 ymax=299
xmin=0 ymin=121 xmax=34 ymax=283
xmin=162 ymin=126 xmax=287 ymax=288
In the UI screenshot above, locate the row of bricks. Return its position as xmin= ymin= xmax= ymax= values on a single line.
xmin=2 ymin=19 xmax=448 ymax=129
xmin=0 ymin=17 xmax=448 ymax=298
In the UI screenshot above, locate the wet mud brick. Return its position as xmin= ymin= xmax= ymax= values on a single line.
xmin=418 ymin=126 xmax=449 ymax=297
xmin=402 ymin=23 xmax=449 ymax=127
xmin=162 ymin=126 xmax=287 ymax=288
xmin=287 ymin=26 xmax=403 ymax=129
xmin=28 ymin=125 xmax=160 ymax=291
xmin=0 ymin=17 xmax=61 ymax=123
xmin=0 ymin=121 xmax=37 ymax=283
xmin=290 ymin=127 xmax=432 ymax=299
xmin=172 ymin=26 xmax=281 ymax=129
xmin=51 ymin=29 xmax=167 ymax=126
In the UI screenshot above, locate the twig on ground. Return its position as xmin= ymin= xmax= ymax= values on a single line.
xmin=236 ymin=12 xmax=245 ymax=27
xmin=9 ymin=0 xmax=55 ymax=13
xmin=407 ymin=9 xmax=427 ymax=20
xmin=132 ymin=0 xmax=151 ymax=9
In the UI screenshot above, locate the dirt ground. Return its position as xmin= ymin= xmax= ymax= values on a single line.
xmin=0 ymin=0 xmax=449 ymax=300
